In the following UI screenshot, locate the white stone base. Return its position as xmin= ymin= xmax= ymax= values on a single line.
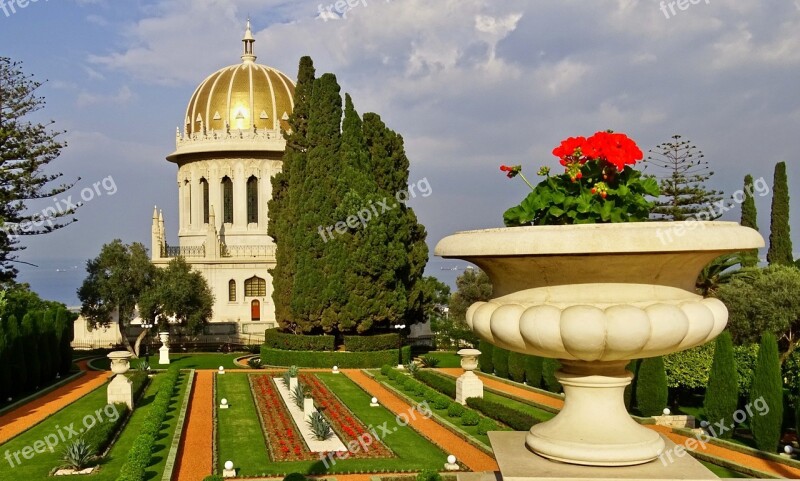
xmin=445 ymin=462 xmax=460 ymax=471
xmin=370 ymin=402 xmax=380 ymax=407
xmin=456 ymin=371 xmax=484 ymax=405
xmin=290 ymin=377 xmax=298 ymax=391
xmin=159 ymin=346 xmax=170 ymax=365
xmin=107 ymin=375 xmax=133 ymax=409
xmin=654 ymin=414 xmax=695 ymax=429
xmin=222 ymin=468 xmax=236 ymax=478
xmin=303 ymin=397 xmax=315 ymax=421
xmin=220 ymin=404 xmax=229 ymax=409
xmin=459 ymin=432 xmax=717 ymax=481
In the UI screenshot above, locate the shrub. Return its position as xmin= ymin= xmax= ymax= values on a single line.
xmin=413 ymin=383 xmax=427 ymax=397
xmin=247 ymin=357 xmax=263 ymax=369
xmin=387 ymin=368 xmax=399 ymax=381
xmin=750 ymin=333 xmax=783 ymax=452
xmin=461 ymin=409 xmax=480 ymax=426
xmin=420 ymin=355 xmax=441 ymax=368
xmin=406 ymin=362 xmax=420 ymax=377
xmin=466 ymin=397 xmax=538 ymax=431
xmin=203 ymin=476 xmax=225 ymax=481
xmin=416 ymin=470 xmax=442 ymax=481
xmin=308 ymin=411 xmax=333 ymax=441
xmin=703 ymin=332 xmax=738 ymax=439
xmin=448 ymin=402 xmax=465 ymax=418
xmin=524 ymin=355 xmax=543 ymax=388
xmin=433 ymin=395 xmax=451 ymax=410
xmin=507 ymin=352 xmax=526 ymax=383
xmin=264 ymin=328 xmax=335 ymax=351
xmin=404 ymin=377 xmax=418 ymax=391
xmin=291 ymin=382 xmax=306 ymax=409
xmin=284 ymin=474 xmax=307 ymax=481
xmin=636 ymin=356 xmax=668 ymax=416
xmin=260 ymin=346 xmax=410 ymax=368
xmin=344 ymin=333 xmax=399 ymax=352
xmin=81 ymin=403 xmax=128 ymax=455
xmin=381 ymin=365 xmax=392 ymax=376
xmin=477 ymin=418 xmax=497 ymax=435
xmin=423 ymin=389 xmax=439 ymax=403
xmin=416 ymin=370 xmax=457 ymax=398
xmin=493 ymin=347 xmax=510 ymax=378
xmin=479 ymin=340 xmax=494 ymax=374
xmin=542 ymin=358 xmax=562 ymax=393
xmin=62 ymin=439 xmax=94 ymax=470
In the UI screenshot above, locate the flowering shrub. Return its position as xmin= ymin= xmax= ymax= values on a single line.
xmin=502 ymin=131 xmax=659 ymax=226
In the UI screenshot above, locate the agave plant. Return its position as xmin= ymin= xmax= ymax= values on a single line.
xmin=405 ymin=362 xmax=420 ymax=377
xmin=287 ymin=365 xmax=299 ymax=377
xmin=419 ymin=355 xmax=440 ymax=368
xmin=291 ymin=382 xmax=306 ymax=409
xmin=62 ymin=439 xmax=94 ymax=471
xmin=137 ymin=359 xmax=150 ymax=372
xmin=282 ymin=371 xmax=292 ymax=388
xmin=247 ymin=357 xmax=262 ymax=369
xmin=307 ymin=411 xmax=333 ymax=440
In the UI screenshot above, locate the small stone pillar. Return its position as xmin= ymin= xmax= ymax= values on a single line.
xmin=289 ymin=376 xmax=298 ymax=391
xmin=108 ymin=351 xmax=134 ymax=409
xmin=456 ymin=348 xmax=483 ymax=405
xmin=303 ymin=397 xmax=315 ymax=421
xmin=158 ymin=331 xmax=170 ymax=365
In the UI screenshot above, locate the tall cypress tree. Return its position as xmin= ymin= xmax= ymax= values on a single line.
xmin=636 ymin=356 xmax=668 ymax=416
xmin=740 ymin=174 xmax=760 ymax=268
xmin=479 ymin=340 xmax=494 ymax=374
xmin=56 ymin=307 xmax=73 ymax=375
xmin=0 ymin=323 xmax=5 ymax=402
xmin=20 ymin=312 xmax=40 ymax=390
xmin=703 ymin=332 xmax=738 ymax=439
xmin=6 ymin=315 xmax=23 ymax=397
xmin=767 ymin=162 xmax=793 ymax=266
xmin=270 ymin=56 xmax=315 ymax=331
xmin=291 ymin=73 xmax=343 ymax=332
xmin=750 ymin=333 xmax=783 ymax=452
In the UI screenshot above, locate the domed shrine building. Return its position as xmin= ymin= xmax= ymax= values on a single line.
xmin=151 ymin=22 xmax=294 ymax=335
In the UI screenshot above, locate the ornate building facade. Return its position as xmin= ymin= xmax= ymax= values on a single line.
xmin=151 ymin=21 xmax=294 ymax=335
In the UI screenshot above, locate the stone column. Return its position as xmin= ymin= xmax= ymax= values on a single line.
xmin=456 ymin=348 xmax=483 ymax=405
xmin=107 ymin=351 xmax=134 ymax=409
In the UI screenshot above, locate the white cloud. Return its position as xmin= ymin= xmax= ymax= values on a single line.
xmin=76 ymin=85 xmax=134 ymax=107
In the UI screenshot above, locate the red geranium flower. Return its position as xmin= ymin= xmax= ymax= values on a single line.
xmin=586 ymin=131 xmax=642 ymax=171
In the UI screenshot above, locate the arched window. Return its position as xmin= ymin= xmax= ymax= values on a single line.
xmin=184 ymin=180 xmax=191 ymax=224
xmin=244 ymin=276 xmax=266 ymax=297
xmin=228 ymin=279 xmax=236 ymax=302
xmin=200 ymin=178 xmax=210 ymax=224
xmin=246 ymin=176 xmax=258 ymax=224
xmin=222 ymin=177 xmax=233 ymax=224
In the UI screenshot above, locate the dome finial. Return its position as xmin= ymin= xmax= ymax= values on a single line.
xmin=242 ymin=18 xmax=256 ymax=63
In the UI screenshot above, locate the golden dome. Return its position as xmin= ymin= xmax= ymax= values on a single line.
xmin=183 ymin=21 xmax=295 ymax=135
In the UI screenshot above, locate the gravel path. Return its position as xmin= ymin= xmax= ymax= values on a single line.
xmin=0 ymin=360 xmax=112 ymax=444
xmin=174 ymin=371 xmax=214 ymax=481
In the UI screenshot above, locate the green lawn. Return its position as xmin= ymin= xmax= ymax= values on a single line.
xmin=90 ymin=353 xmax=246 ymax=371
xmin=215 ymin=373 xmax=448 ymax=476
xmin=700 ymin=461 xmax=750 ymax=478
xmin=0 ymin=371 xmax=188 ymax=481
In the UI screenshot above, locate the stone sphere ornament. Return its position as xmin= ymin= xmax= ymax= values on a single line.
xmin=448 ymin=455 xmax=457 ymax=464
xmin=662 ymin=408 xmax=671 ymax=415
xmin=224 ymin=461 xmax=234 ymax=470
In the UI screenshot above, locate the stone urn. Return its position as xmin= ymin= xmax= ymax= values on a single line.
xmin=458 ymin=348 xmax=481 ymax=371
xmin=108 ymin=351 xmax=132 ymax=375
xmin=158 ymin=331 xmax=170 ymax=346
xmin=158 ymin=331 xmax=171 ymax=365
xmin=456 ymin=348 xmax=483 ymax=404
xmin=435 ymin=221 xmax=763 ymax=466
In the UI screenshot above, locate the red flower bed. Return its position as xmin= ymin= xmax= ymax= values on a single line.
xmin=249 ymin=374 xmax=394 ymax=461
xmin=300 ymin=374 xmax=393 ymax=459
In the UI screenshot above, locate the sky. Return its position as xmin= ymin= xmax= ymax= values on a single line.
xmin=1 ymin=0 xmax=799 ymax=306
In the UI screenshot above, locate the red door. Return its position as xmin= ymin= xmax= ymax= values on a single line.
xmin=251 ymin=300 xmax=261 ymax=321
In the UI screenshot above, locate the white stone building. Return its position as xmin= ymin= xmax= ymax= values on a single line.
xmin=151 ymin=21 xmax=294 ymax=336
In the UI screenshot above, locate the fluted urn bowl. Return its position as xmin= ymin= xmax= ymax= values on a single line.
xmin=435 ymin=221 xmax=763 ymax=467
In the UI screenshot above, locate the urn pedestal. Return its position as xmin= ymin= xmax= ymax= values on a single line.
xmin=436 ymin=222 xmax=763 ymax=468
xmin=456 ymin=348 xmax=484 ymax=404
xmin=158 ymin=331 xmax=170 ymax=365
xmin=107 ymin=351 xmax=134 ymax=409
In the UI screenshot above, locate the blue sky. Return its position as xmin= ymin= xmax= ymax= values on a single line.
xmin=2 ymin=0 xmax=799 ymax=305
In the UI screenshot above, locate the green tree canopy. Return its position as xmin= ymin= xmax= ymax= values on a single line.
xmin=740 ymin=174 xmax=760 ymax=268
xmin=767 ymin=162 xmax=793 ymax=266
xmin=0 ymin=58 xmax=79 ymax=283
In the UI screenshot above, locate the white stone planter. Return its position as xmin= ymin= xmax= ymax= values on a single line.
xmin=435 ymin=221 xmax=763 ymax=466
xmin=456 ymin=349 xmax=483 ymax=404
xmin=158 ymin=332 xmax=170 ymax=365
xmin=107 ymin=351 xmax=133 ymax=409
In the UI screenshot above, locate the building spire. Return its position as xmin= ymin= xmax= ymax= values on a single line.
xmin=241 ymin=18 xmax=256 ymax=63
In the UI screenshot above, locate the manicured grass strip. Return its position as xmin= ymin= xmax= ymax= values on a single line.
xmin=216 ymin=373 xmax=269 ymax=475
xmin=90 ymin=354 xmax=247 ymax=372
xmin=0 ymin=369 xmax=85 ymax=417
xmin=0 ymin=381 xmax=110 ymax=478
xmin=161 ymin=370 xmax=195 ymax=481
xmin=418 ymin=352 xmax=461 ymax=368
xmin=90 ymin=370 xmax=188 ymax=481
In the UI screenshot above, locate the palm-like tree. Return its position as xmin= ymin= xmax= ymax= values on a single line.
xmin=696 ymin=253 xmax=755 ymax=297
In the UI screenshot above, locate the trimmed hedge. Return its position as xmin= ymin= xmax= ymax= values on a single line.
xmin=466 ymin=397 xmax=538 ymax=431
xmin=261 ymin=346 xmax=410 ymax=368
xmin=636 ymin=356 xmax=668 ymax=416
xmin=264 ymin=328 xmax=335 ymax=351
xmin=542 ymin=358 xmax=562 ymax=393
xmin=461 ymin=409 xmax=480 ymax=426
xmin=116 ymin=368 xmax=180 ymax=481
xmin=524 ymin=355 xmax=543 ymax=388
xmin=81 ymin=403 xmax=129 ymax=455
xmin=415 ymin=370 xmax=456 ymax=398
xmin=478 ymin=340 xmax=494 ymax=374
xmin=343 ymin=333 xmax=399 ymax=352
xmin=492 ymin=347 xmax=510 ymax=378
